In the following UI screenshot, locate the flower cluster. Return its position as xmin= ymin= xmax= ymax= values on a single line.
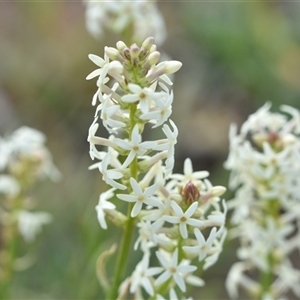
xmin=225 ymin=103 xmax=300 ymax=299
xmin=0 ymin=126 xmax=60 ymax=242
xmin=84 ymin=0 xmax=166 ymax=46
xmin=0 ymin=126 xmax=60 ymax=296
xmin=87 ymin=37 xmax=227 ymax=299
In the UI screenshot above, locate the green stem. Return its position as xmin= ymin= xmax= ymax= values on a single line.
xmin=0 ymin=226 xmax=19 ymax=299
xmin=107 ymin=203 xmax=136 ymax=300
xmin=258 ymin=198 xmax=279 ymax=299
xmin=107 ymin=103 xmax=139 ymax=299
xmin=259 ymin=256 xmax=273 ymax=300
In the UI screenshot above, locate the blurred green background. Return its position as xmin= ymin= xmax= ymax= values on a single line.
xmin=1 ymin=1 xmax=300 ymax=299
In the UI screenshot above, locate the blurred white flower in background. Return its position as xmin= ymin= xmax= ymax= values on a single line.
xmin=84 ymin=0 xmax=167 ymax=46
xmin=225 ymin=102 xmax=300 ymax=299
xmin=17 ymin=210 xmax=52 ymax=243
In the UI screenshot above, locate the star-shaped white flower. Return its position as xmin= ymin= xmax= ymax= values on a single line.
xmin=164 ymin=201 xmax=203 ymax=239
xmin=86 ymin=53 xmax=110 ymax=81
xmin=130 ymin=253 xmax=163 ymax=296
xmin=114 ymin=124 xmax=157 ymax=169
xmin=155 ymin=120 xmax=178 ymax=175
xmin=170 ymin=157 xmax=209 ymax=185
xmin=100 ymin=100 xmax=125 ymax=134
xmin=155 ymin=248 xmax=197 ymax=292
xmin=95 ymin=188 xmax=116 ymax=229
xmin=121 ymin=83 xmax=161 ymax=113
xmin=140 ymin=90 xmax=173 ymax=128
xmin=87 ymin=117 xmax=102 ymax=160
xmin=97 ymin=152 xmax=126 ymax=190
xmin=117 ymin=177 xmax=161 ymax=217
xmin=183 ymin=227 xmax=218 ymax=261
xmin=134 ymin=221 xmax=156 ymax=251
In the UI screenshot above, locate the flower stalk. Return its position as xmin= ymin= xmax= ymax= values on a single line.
xmin=225 ymin=103 xmax=300 ymax=300
xmin=0 ymin=127 xmax=60 ymax=298
xmin=87 ymin=37 xmax=227 ymax=299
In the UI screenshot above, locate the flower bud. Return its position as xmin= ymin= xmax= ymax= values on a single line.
xmin=164 ymin=61 xmax=182 ymax=74
xmin=141 ymin=37 xmax=154 ymax=51
xmin=147 ymin=51 xmax=161 ymax=66
xmin=130 ymin=44 xmax=140 ymax=59
xmin=116 ymin=41 xmax=127 ymax=53
xmin=123 ymin=48 xmax=131 ymax=60
xmin=105 ymin=46 xmax=121 ymax=61
xmin=108 ymin=61 xmax=124 ymax=75
xmin=181 ymin=181 xmax=200 ymax=204
xmin=150 ymin=44 xmax=157 ymax=53
xmin=211 ymin=186 xmax=226 ymax=197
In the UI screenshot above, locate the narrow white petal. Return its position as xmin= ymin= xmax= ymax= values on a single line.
xmin=88 ymin=54 xmax=105 ymax=67
xmin=171 ymin=201 xmax=183 ymax=216
xmin=171 ymin=248 xmax=179 ymax=267
xmin=155 ymin=271 xmax=171 ymax=287
xmin=86 ymin=69 xmax=102 ymax=80
xmin=164 ymin=215 xmax=179 ymax=224
xmin=122 ymin=94 xmax=139 ymax=103
xmin=194 ymin=228 xmax=205 ymax=245
xmin=156 ymin=251 xmax=170 ymax=269
xmin=122 ymin=151 xmax=135 ymax=169
xmin=185 ymin=201 xmax=198 ymax=217
xmin=182 ymin=245 xmax=201 ymax=254
xmin=174 ymin=273 xmax=186 ymax=292
xmin=131 ymin=201 xmax=143 ymax=217
xmin=131 ymin=125 xmax=141 ymax=145
xmin=130 ymin=177 xmax=143 ymax=195
xmin=179 ymin=223 xmax=188 ymax=239
xmin=184 ymin=158 xmax=193 ymax=175
xmin=187 ymin=219 xmax=203 ymax=227
xmin=117 ymin=194 xmax=136 ymax=202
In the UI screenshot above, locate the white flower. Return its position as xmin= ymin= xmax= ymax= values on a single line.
xmin=117 ymin=177 xmax=161 ymax=217
xmin=143 ymin=195 xmax=173 ymax=231
xmin=9 ymin=126 xmax=46 ymax=154
xmin=170 ymin=158 xmax=209 ymax=187
xmin=155 ymin=248 xmax=197 ymax=292
xmin=183 ymin=227 xmax=218 ymax=261
xmin=95 ymin=188 xmax=116 ymax=230
xmin=273 ymin=262 xmax=300 ymax=297
xmin=92 ymin=151 xmax=126 ymax=190
xmin=114 ymin=124 xmax=158 ymax=169
xmin=155 ymin=120 xmax=178 ymax=175
xmin=84 ymin=1 xmax=167 ymax=46
xmin=7 ymin=126 xmax=61 ymax=182
xmin=100 ymin=100 xmax=125 ymax=134
xmin=0 ymin=175 xmax=20 ymax=198
xmin=140 ymin=90 xmax=173 ymax=128
xmin=87 ymin=117 xmax=101 ymax=160
xmin=18 ymin=210 xmax=52 ymax=243
xmin=121 ymin=83 xmax=161 ymax=114
xmin=86 ymin=53 xmax=110 ymax=81
xmin=226 ymin=262 xmax=260 ymax=299
xmin=130 ymin=253 xmax=162 ymax=296
xmin=134 ymin=221 xmax=154 ymax=251
xmin=164 ymin=201 xmax=203 ymax=239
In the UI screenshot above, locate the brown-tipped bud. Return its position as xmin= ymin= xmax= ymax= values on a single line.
xmin=123 ymin=48 xmax=131 ymax=60
xmin=141 ymin=37 xmax=155 ymax=51
xmin=116 ymin=41 xmax=127 ymax=53
xmin=105 ymin=47 xmax=120 ymax=61
xmin=130 ymin=44 xmax=140 ymax=59
xmin=181 ymin=181 xmax=200 ymax=204
xmin=147 ymin=51 xmax=161 ymax=66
